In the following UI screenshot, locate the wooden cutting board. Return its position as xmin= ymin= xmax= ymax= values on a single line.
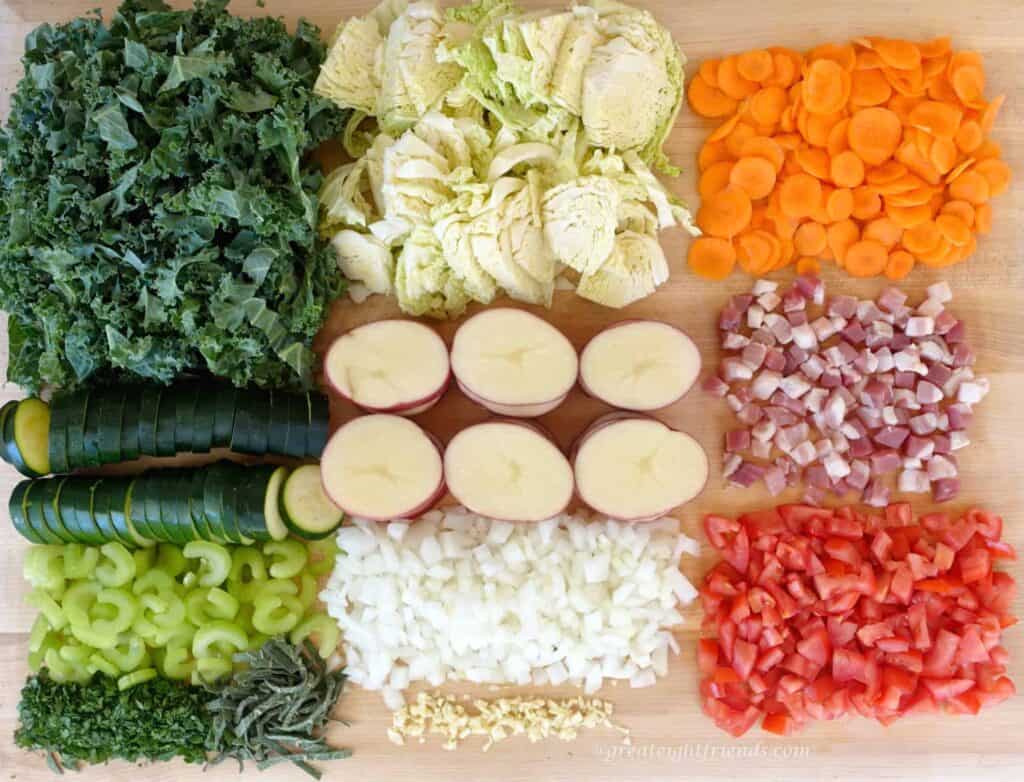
xmin=1 ymin=0 xmax=1022 ymax=779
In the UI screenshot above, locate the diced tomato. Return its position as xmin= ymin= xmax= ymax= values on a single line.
xmin=741 ymin=508 xmax=787 ymax=537
xmin=825 ymin=515 xmax=865 ymax=540
xmin=923 ymin=677 xmax=975 ymax=701
xmin=796 ymin=628 xmax=832 ymax=666
xmin=923 ymin=629 xmax=960 ymax=678
xmin=915 ymin=577 xmax=960 ymax=594
xmin=698 ymin=638 xmax=720 ymax=675
xmin=959 ymin=547 xmax=991 ymax=584
xmin=870 ymin=531 xmax=893 ymax=563
xmin=966 ymin=509 xmax=1002 ymax=540
xmin=903 ymin=687 xmax=939 ymax=714
xmin=730 ymin=592 xmax=752 ymax=622
xmin=885 ymin=503 xmax=913 ymax=527
xmin=782 ymin=652 xmax=821 ymax=680
xmin=907 ymin=602 xmax=931 ymax=650
xmin=933 ymin=542 xmax=955 ymax=571
xmin=906 ymin=553 xmax=936 ymax=580
xmin=827 ymin=617 xmax=858 ymax=648
xmin=986 ymin=540 xmax=1017 ymax=561
xmin=756 ymin=647 xmax=785 ymax=672
xmin=761 ymin=712 xmax=795 ymax=735
xmin=732 ymin=639 xmax=758 ymax=680
xmin=975 ymin=677 xmax=1015 ymax=708
xmin=778 ymin=504 xmax=831 ymax=531
xmin=713 ymin=666 xmax=742 ymax=685
xmin=976 ymin=571 xmax=1016 ymax=614
xmin=942 ymin=518 xmax=978 ymax=551
xmin=719 ymin=618 xmax=738 ymax=661
xmin=876 ymin=637 xmax=911 ymax=653
xmin=832 ymin=648 xmax=868 ymax=684
xmin=920 ymin=512 xmax=952 ymax=535
xmin=776 ymin=540 xmax=809 ymax=571
xmin=886 ymin=650 xmax=923 ymax=674
xmin=955 ymin=626 xmax=991 ymax=665
xmin=825 ymin=538 xmax=862 ymax=567
xmin=890 ymin=565 xmax=914 ymax=604
xmin=704 ymin=699 xmax=761 ymax=738
xmin=705 ymin=514 xmax=741 ymax=549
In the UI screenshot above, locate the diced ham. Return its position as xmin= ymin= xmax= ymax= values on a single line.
xmin=801 ymin=355 xmax=826 ymax=381
xmin=791 ymin=441 xmax=817 ymax=467
xmin=820 ymin=368 xmax=842 ymax=388
xmin=802 ymin=486 xmax=826 ymax=506
xmin=848 ymin=459 xmax=871 ymax=490
xmin=945 ymin=320 xmax=966 ymax=344
xmin=934 ymin=310 xmax=957 ymax=336
xmin=933 ymin=434 xmax=952 ymax=455
xmin=890 ymin=332 xmax=911 ymax=351
xmin=878 ymin=287 xmax=908 ymax=313
xmin=795 ymin=276 xmax=824 ymax=304
xmin=871 ymin=449 xmax=902 ymax=474
xmin=791 ymin=323 xmax=817 ymax=350
xmin=905 ymin=436 xmax=935 ymax=460
xmin=751 ymin=328 xmax=776 ymax=346
xmin=898 ymin=469 xmax=930 ymax=493
xmin=952 ymin=343 xmax=976 ymax=368
xmin=811 ymin=316 xmax=839 ymax=342
xmin=764 ymin=406 xmax=799 ymax=427
xmin=927 ymin=281 xmax=953 ymax=303
xmin=866 ymin=321 xmax=894 ymax=348
xmin=783 ymin=289 xmax=807 ymax=312
xmin=946 ymin=403 xmax=972 ymax=430
xmin=829 ymin=295 xmax=858 ymax=319
xmin=758 ymin=292 xmax=782 ymax=312
xmin=950 ymin=432 xmax=970 ymax=451
xmin=763 ymin=466 xmax=787 ymax=496
xmin=742 ymin=342 xmax=768 ymax=370
xmin=815 ymin=439 xmax=834 ymax=460
xmin=909 ymin=413 xmax=938 ymax=435
xmin=751 ymin=438 xmax=772 ymax=460
xmin=856 ymin=406 xmax=884 ymax=429
xmin=806 ymin=463 xmax=831 ymax=489
xmin=703 ymin=375 xmax=731 ymax=397
xmin=737 ymin=404 xmax=764 ymax=426
xmin=916 ymin=298 xmax=944 ymax=318
xmin=905 ymin=317 xmax=935 ymax=337
xmin=892 ymin=389 xmax=921 ymax=410
xmin=841 ymin=320 xmax=867 ymax=345
xmin=730 ymin=462 xmax=766 ymax=488
xmin=958 ymin=380 xmax=989 ymax=405
xmin=726 ymin=394 xmax=744 ymax=413
xmin=747 ymin=304 xmax=766 ymax=329
xmin=916 ymin=381 xmax=943 ymax=405
xmin=858 ymin=300 xmax=884 ymax=324
xmin=721 ymin=332 xmax=750 ymax=352
xmin=723 ymin=453 xmax=742 ymax=479
xmin=823 ymin=452 xmax=851 ymax=480
xmin=753 ymin=419 xmax=777 ymax=442
xmin=902 ymin=456 xmax=923 ymax=471
xmin=874 ymin=426 xmax=909 ymax=449
xmin=752 ymin=280 xmax=778 ymax=296
xmin=780 ymin=374 xmax=812 ymax=399
xmin=926 ymin=363 xmax=953 ymax=386
xmin=927 ymin=455 xmax=958 ymax=480
xmin=765 ymin=313 xmax=793 ymax=344
xmin=932 ymin=478 xmax=960 ymax=503
xmin=874 ymin=347 xmax=894 ymax=373
xmin=723 ymin=358 xmax=754 ymax=383
xmin=863 ymin=479 xmax=891 ymax=508
xmin=726 ymin=430 xmax=751 ymax=453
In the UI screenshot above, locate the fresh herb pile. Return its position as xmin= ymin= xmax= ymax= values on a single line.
xmin=0 ymin=0 xmax=348 ymax=393
xmin=16 ymin=639 xmax=350 ymax=777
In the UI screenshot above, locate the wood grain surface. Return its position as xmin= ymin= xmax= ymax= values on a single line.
xmin=1 ymin=0 xmax=1023 ymax=779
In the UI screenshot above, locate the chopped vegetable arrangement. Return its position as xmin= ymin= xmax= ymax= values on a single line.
xmin=315 ymin=0 xmax=696 ymax=315
xmin=687 ymin=37 xmax=1010 ymax=279
xmin=0 ymin=0 xmax=348 ymax=392
xmin=706 ymin=276 xmax=986 ymax=505
xmin=699 ymin=504 xmax=1016 ymax=736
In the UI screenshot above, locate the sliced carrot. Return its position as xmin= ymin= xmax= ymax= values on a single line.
xmin=831 ymin=150 xmax=866 ymax=188
xmin=699 ymin=139 xmax=732 ymax=171
xmin=928 ymin=73 xmax=960 ymax=104
xmin=750 ymin=205 xmax=769 ymax=229
xmin=708 ymin=112 xmax=743 ymax=142
xmin=885 ymin=250 xmax=915 ymax=279
xmin=688 ymin=74 xmax=740 ymax=118
xmin=700 ymin=59 xmax=721 ymax=89
xmin=863 ymin=217 xmax=903 ymax=248
xmin=826 ymin=118 xmax=851 ymax=156
xmin=776 ymin=238 xmax=797 ymax=269
xmin=979 ymin=94 xmax=1005 ymax=133
xmin=941 ymin=199 xmax=975 ymax=227
xmin=803 ymin=59 xmax=849 ymax=114
xmin=805 ymin=111 xmax=845 ymax=147
xmin=917 ymin=236 xmax=955 ymax=267
xmin=774 ymin=133 xmax=802 ymax=152
xmin=885 ymin=66 xmax=926 ymax=97
xmin=749 ymin=86 xmax=789 ymax=126
xmin=871 ymin=38 xmax=922 ymax=70
xmin=929 ymin=137 xmax=959 ymax=174
xmin=973 ymin=158 xmax=1011 ymax=197
xmin=699 ymin=161 xmax=735 ymax=198
xmin=688 ymin=236 xmax=737 ymax=280
xmin=844 ymin=239 xmax=889 ymax=277
xmin=922 ymin=56 xmax=948 ymax=81
xmin=763 ymin=49 xmax=800 ymax=87
xmin=850 ymin=68 xmax=893 ymax=106
xmin=827 ymin=188 xmax=855 ymax=221
xmin=740 ymin=136 xmax=785 ymax=172
xmin=866 ymin=160 xmax=908 ymax=185
xmin=974 ymin=202 xmax=993 ymax=234
xmin=737 ymin=230 xmax=780 ymax=275
xmin=770 ymin=213 xmax=800 ymax=241
xmin=855 ymin=50 xmax=885 ymax=70
xmin=826 ymin=219 xmax=860 ymax=263
xmin=796 ymin=256 xmax=821 ymax=275
xmin=936 ymin=213 xmax=971 ymax=246
xmin=896 ymin=140 xmax=941 ymax=185
xmin=888 ymin=94 xmax=924 ymax=123
xmin=947 ymin=169 xmax=991 ymax=204
xmin=972 ymin=139 xmax=1001 ymax=161
xmin=885 ymin=186 xmax=939 ymax=207
xmin=779 ymin=173 xmax=824 ymax=218
xmin=945 ymin=156 xmax=976 ymax=184
xmin=953 ymin=120 xmax=983 ymax=155
xmin=848 ymin=106 xmax=903 ymax=165
xmin=886 ymin=202 xmax=932 ymax=229
xmin=725 ymin=122 xmax=758 ymax=158
xmin=718 ymin=55 xmax=760 ymax=100
xmin=729 ymin=156 xmax=778 ymax=199
xmin=918 ymin=36 xmax=952 ymax=59
xmin=851 ymin=186 xmax=883 ymax=220
xmin=951 ymin=65 xmax=986 ymax=108
xmin=908 ymin=100 xmax=963 ymax=138
xmin=902 ymin=219 xmax=942 ymax=255
xmin=807 ymin=42 xmax=857 ymax=72
xmin=738 ymin=49 xmax=775 ymax=82
xmin=794 ymin=221 xmax=828 ymax=256
xmin=872 ymin=172 xmax=926 ymax=195
xmin=697 ymin=186 xmax=753 ymax=238
xmin=796 ymin=145 xmax=831 ymax=179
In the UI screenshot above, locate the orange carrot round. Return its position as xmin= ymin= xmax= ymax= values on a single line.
xmin=827 ymin=188 xmax=855 ymax=221
xmin=826 ymin=219 xmax=860 ymax=263
xmin=796 ymin=256 xmax=821 ymax=275
xmin=872 ymin=38 xmax=922 ymax=70
xmin=740 ymin=136 xmax=785 ymax=172
xmin=803 ymin=59 xmax=849 ymax=114
xmin=688 ymin=75 xmax=740 ymax=118
xmin=794 ymin=221 xmax=828 ymax=256
xmin=863 ymin=217 xmax=903 ymax=248
xmin=844 ymin=239 xmax=889 ymax=277
xmin=851 ymin=186 xmax=883 ymax=220
xmin=697 ymin=186 xmax=753 ymax=238
xmin=973 ymin=158 xmax=1011 ymax=197
xmin=936 ymin=213 xmax=971 ymax=246
xmin=848 ymin=106 xmax=903 ymax=165
xmin=884 ymin=250 xmax=915 ymax=279
xmin=779 ymin=173 xmax=823 ymax=218
xmin=718 ymin=56 xmax=760 ymax=100
xmin=699 ymin=161 xmax=735 ymax=199
xmin=947 ymin=169 xmax=991 ymax=204
xmin=902 ymin=219 xmax=942 ymax=255
xmin=738 ymin=49 xmax=775 ymax=82
xmin=749 ymin=86 xmax=789 ymax=126
xmin=831 ymin=150 xmax=866 ymax=188
xmin=688 ymin=237 xmax=737 ymax=280
xmin=729 ymin=156 xmax=778 ymax=199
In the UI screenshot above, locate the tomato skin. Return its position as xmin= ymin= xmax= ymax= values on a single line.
xmin=959 ymin=547 xmax=991 ymax=584
xmin=923 ymin=677 xmax=975 ymax=701
xmin=886 ymin=503 xmax=913 ymax=527
xmin=762 ymin=712 xmax=794 ymax=735
xmin=698 ymin=638 xmax=721 ymax=675
xmin=966 ymin=509 xmax=1002 ymax=540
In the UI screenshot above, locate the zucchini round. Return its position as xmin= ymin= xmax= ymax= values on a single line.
xmin=280 ymin=464 xmax=344 ymax=540
xmin=263 ymin=466 xmax=290 ymax=541
xmin=9 ymin=480 xmax=43 ymax=543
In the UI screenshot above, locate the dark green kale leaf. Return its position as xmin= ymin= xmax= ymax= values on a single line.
xmin=0 ymin=0 xmax=349 ymax=392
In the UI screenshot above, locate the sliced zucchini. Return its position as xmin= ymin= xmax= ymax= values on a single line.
xmin=47 ymin=395 xmax=72 ymax=474
xmin=138 ymin=388 xmax=161 ymax=457
xmin=155 ymin=394 xmax=177 ymax=457
xmin=4 ymin=399 xmax=51 ymax=477
xmin=98 ymin=391 xmax=126 ymax=464
xmin=0 ymin=400 xmax=23 ymax=471
xmin=120 ymin=393 xmax=142 ymax=462
xmin=91 ymin=480 xmax=121 ymax=543
xmin=188 ymin=469 xmax=216 ymax=542
xmin=235 ymin=465 xmax=275 ymax=542
xmin=160 ymin=471 xmax=195 ymax=544
xmin=306 ymin=393 xmax=330 ymax=457
xmin=25 ymin=481 xmax=64 ymax=544
xmin=9 ymin=480 xmax=43 ymax=543
xmin=128 ymin=476 xmax=158 ymax=541
xmin=41 ymin=478 xmax=74 ymax=543
xmin=144 ymin=472 xmax=173 ymax=542
xmin=61 ymin=479 xmax=105 ymax=545
xmin=231 ymin=389 xmax=270 ymax=455
xmin=106 ymin=479 xmax=138 ymax=548
xmin=64 ymin=391 xmax=90 ymax=470
xmin=280 ymin=464 xmax=344 ymax=540
xmin=203 ymin=462 xmax=236 ymax=543
xmin=263 ymin=465 xmax=290 ymax=541
xmin=82 ymin=392 xmax=104 ymax=467
xmin=123 ymin=480 xmax=156 ymax=547
xmin=212 ymin=385 xmax=238 ymax=448
xmin=281 ymin=392 xmax=309 ymax=458
xmin=174 ymin=386 xmax=200 ymax=453
xmin=266 ymin=392 xmax=289 ymax=454
xmin=192 ymin=386 xmax=217 ymax=454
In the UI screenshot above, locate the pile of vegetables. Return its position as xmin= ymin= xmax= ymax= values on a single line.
xmin=314 ymin=0 xmax=697 ymax=316
xmin=0 ymin=0 xmax=348 ymax=393
xmin=705 ymin=277 xmax=986 ymax=505
xmin=699 ymin=503 xmax=1016 ymax=736
xmin=16 ymin=639 xmax=349 ymax=777
xmin=23 ymin=538 xmax=338 ymax=686
xmin=686 ymin=37 xmax=1010 ymax=280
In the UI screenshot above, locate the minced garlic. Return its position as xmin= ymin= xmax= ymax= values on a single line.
xmin=387 ymin=692 xmax=631 ymax=751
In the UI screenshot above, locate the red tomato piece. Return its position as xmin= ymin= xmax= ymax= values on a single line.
xmin=832 ymin=648 xmax=868 ymax=684
xmin=923 ymin=628 xmax=960 ymax=678
xmin=698 ymin=638 xmax=720 ymax=675
xmin=942 ymin=518 xmax=978 ymax=551
xmin=703 ymin=698 xmax=761 ymax=738
xmin=778 ymin=504 xmax=831 ymax=530
xmin=923 ymin=677 xmax=975 ymax=701
xmin=797 ymin=628 xmax=832 ymax=666
xmin=742 ymin=508 xmax=787 ymax=537
xmin=762 ymin=712 xmax=795 ymax=735
xmin=965 ymin=509 xmax=1002 ymax=540
xmin=956 ymin=626 xmax=991 ymax=664
xmin=705 ymin=514 xmax=742 ymax=549
xmin=733 ymin=639 xmax=758 ymax=680
xmin=885 ymin=503 xmax=913 ymax=527
xmin=959 ymin=547 xmax=991 ymax=584
xmin=871 ymin=530 xmax=894 ymax=562
xmin=886 ymin=650 xmax=924 ymax=674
